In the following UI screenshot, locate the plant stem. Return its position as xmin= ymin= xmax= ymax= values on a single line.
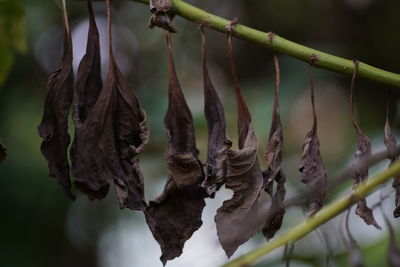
xmin=223 ymin=160 xmax=400 ymax=267
xmin=122 ymin=0 xmax=400 ymax=88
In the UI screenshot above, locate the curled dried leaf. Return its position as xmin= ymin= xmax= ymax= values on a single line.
xmin=0 ymin=139 xmax=6 ymax=164
xmin=215 ymin=29 xmax=264 ymax=258
xmin=73 ymin=1 xmax=102 ymax=124
xmin=148 ymin=0 xmax=176 ymax=32
xmin=383 ymin=90 xmax=400 ymax=218
xmin=37 ymin=0 xmax=75 ymax=200
xmin=262 ymin=55 xmax=286 ymax=240
xmin=70 ymin=0 xmax=109 ymax=200
xmin=298 ymin=65 xmax=327 ymax=216
xmin=350 ymin=61 xmax=380 ymax=229
xmin=145 ymin=32 xmax=206 ymax=265
xmin=199 ymin=28 xmax=229 ymax=197
xmin=106 ymin=1 xmax=149 ymax=209
xmin=262 ymin=171 xmax=286 ymax=240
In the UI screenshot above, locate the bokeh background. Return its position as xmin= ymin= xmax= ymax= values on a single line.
xmin=1 ymin=0 xmax=400 ymax=266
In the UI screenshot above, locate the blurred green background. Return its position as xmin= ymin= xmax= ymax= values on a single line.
xmin=1 ymin=0 xmax=400 ymax=266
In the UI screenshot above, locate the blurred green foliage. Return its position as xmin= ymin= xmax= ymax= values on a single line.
xmin=0 ymin=0 xmax=26 ymax=86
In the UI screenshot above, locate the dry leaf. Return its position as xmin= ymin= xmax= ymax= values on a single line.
xmin=215 ymin=29 xmax=264 ymax=258
xmin=145 ymin=32 xmax=206 ymax=265
xmin=350 ymin=61 xmax=380 ymax=228
xmin=200 ymin=28 xmax=229 ymax=197
xmin=262 ymin=55 xmax=286 ymax=240
xmin=262 ymin=172 xmax=286 ymax=240
xmin=70 ymin=0 xmax=109 ymax=200
xmin=383 ymin=90 xmax=400 ymax=218
xmin=351 ymin=133 xmax=380 ymax=228
xmin=298 ymin=65 xmax=327 ymax=216
xmin=37 ymin=0 xmax=75 ymax=200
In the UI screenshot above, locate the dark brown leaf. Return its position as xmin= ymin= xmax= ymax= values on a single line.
xmin=148 ymin=0 xmax=176 ymax=32
xmin=0 ymin=139 xmax=6 ymax=164
xmin=37 ymin=0 xmax=75 ymax=200
xmin=354 ymin=197 xmax=380 ymax=229
xmin=262 ymin=171 xmax=286 ymax=240
xmin=350 ymin=61 xmax=380 ymax=229
xmin=144 ymin=32 xmax=206 ymax=265
xmin=298 ymin=65 xmax=327 ymax=216
xmin=70 ymin=0 xmax=109 ymax=200
xmin=73 ymin=1 xmax=102 ymax=124
xmin=200 ymin=28 xmax=229 ymax=197
xmin=383 ymin=90 xmax=400 ymax=218
xmin=214 ymin=29 xmax=264 ymax=258
xmin=145 ymin=177 xmax=205 ymax=265
xmin=262 ymin=55 xmax=286 ymax=240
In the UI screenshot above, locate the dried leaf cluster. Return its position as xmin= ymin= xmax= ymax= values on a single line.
xmin=38 ymin=0 xmax=149 ymax=208
xmin=35 ymin=1 xmax=400 ymax=265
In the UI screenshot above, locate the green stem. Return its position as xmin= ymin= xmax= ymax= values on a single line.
xmin=223 ymin=160 xmax=400 ymax=267
xmin=126 ymin=0 xmax=400 ymax=88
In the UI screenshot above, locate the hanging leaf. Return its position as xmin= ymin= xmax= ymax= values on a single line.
xmin=0 ymin=139 xmax=6 ymax=164
xmin=383 ymin=90 xmax=400 ymax=218
xmin=350 ymin=61 xmax=380 ymax=229
xmin=70 ymin=0 xmax=109 ymax=200
xmin=298 ymin=63 xmax=327 ymax=216
xmin=37 ymin=0 xmax=75 ymax=200
xmin=199 ymin=27 xmax=230 ymax=197
xmin=215 ymin=27 xmax=264 ymax=258
xmin=148 ymin=0 xmax=176 ymax=32
xmin=262 ymin=55 xmax=286 ymax=240
xmin=144 ymin=32 xmax=206 ymax=265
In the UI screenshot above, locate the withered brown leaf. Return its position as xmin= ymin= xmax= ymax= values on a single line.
xmin=72 ymin=0 xmax=149 ymax=209
xmin=37 ymin=0 xmax=75 ymax=200
xmin=199 ymin=27 xmax=230 ymax=197
xmin=298 ymin=64 xmax=327 ymax=216
xmin=0 ymin=139 xmax=6 ymax=164
xmin=70 ymin=0 xmax=109 ymax=200
xmin=148 ymin=0 xmax=176 ymax=32
xmin=262 ymin=55 xmax=286 ymax=240
xmin=144 ymin=32 xmax=206 ymax=265
xmin=383 ymin=90 xmax=400 ymax=218
xmin=214 ymin=29 xmax=264 ymax=258
xmin=350 ymin=61 xmax=380 ymax=229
